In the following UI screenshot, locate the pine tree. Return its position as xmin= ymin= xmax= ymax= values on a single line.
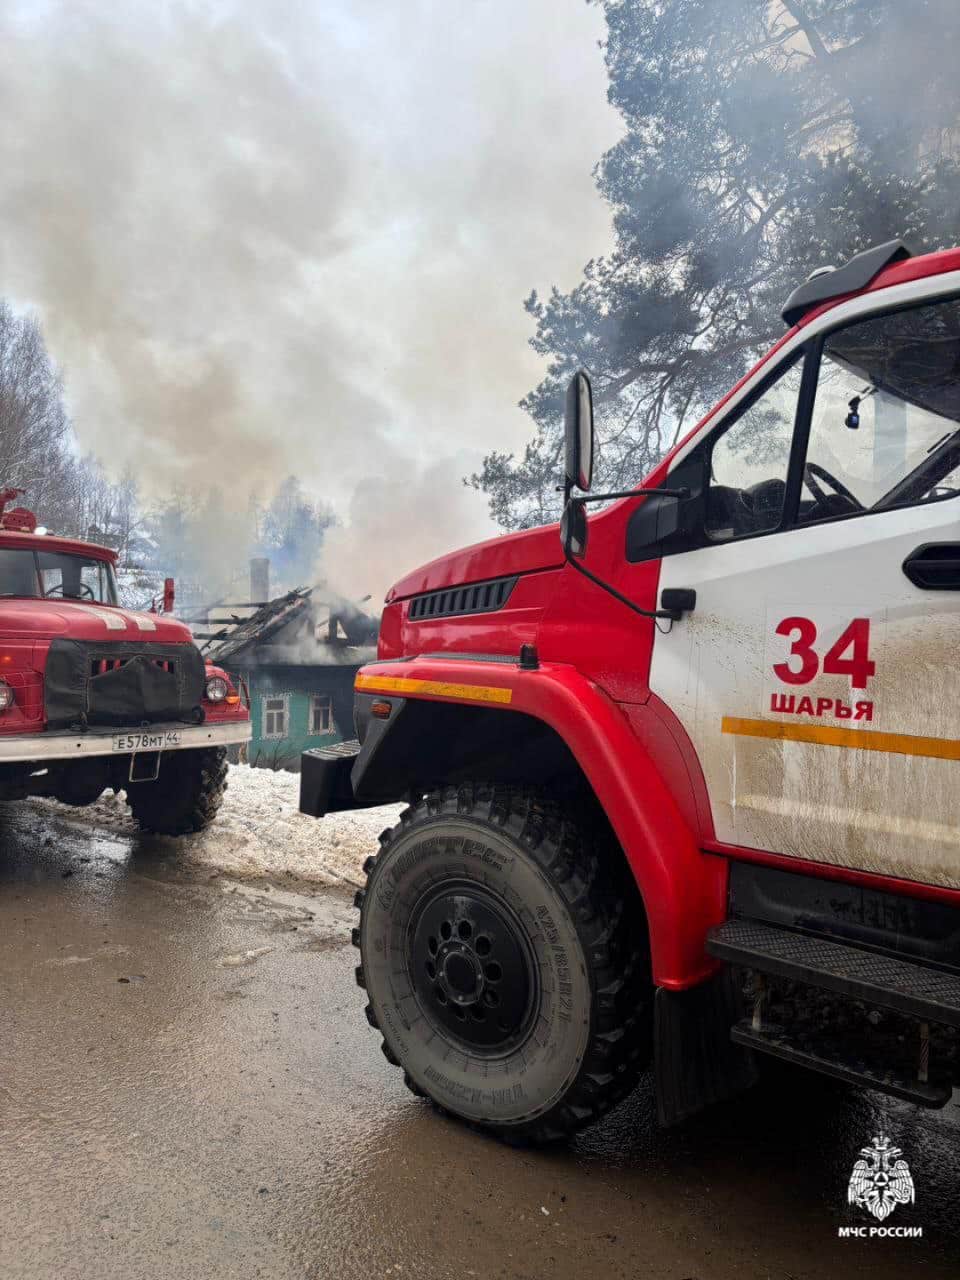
xmin=471 ymin=0 xmax=960 ymax=528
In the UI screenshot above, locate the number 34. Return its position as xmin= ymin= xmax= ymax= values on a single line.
xmin=773 ymin=616 xmax=876 ymax=690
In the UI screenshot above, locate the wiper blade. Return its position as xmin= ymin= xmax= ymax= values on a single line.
xmin=926 ymin=432 xmax=953 ymax=455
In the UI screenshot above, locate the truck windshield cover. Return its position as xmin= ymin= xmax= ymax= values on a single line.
xmin=0 ymin=548 xmax=118 ymax=604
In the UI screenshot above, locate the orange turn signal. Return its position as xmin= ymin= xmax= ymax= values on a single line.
xmin=371 ymin=700 xmax=392 ymax=720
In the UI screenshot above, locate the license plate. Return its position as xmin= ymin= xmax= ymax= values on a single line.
xmin=112 ymin=731 xmax=182 ymax=753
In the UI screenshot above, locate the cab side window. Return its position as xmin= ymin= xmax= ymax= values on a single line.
xmin=628 ymin=295 xmax=960 ymax=563
xmin=704 ymin=356 xmax=803 ymax=541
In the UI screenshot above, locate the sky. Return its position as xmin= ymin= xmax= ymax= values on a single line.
xmin=0 ymin=0 xmax=620 ymax=596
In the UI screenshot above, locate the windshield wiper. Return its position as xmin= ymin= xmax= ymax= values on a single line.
xmin=926 ymin=432 xmax=952 ymax=455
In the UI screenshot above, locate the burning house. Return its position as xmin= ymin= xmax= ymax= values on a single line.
xmin=197 ymin=578 xmax=377 ymax=772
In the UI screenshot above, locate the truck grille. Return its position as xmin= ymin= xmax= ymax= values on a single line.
xmin=45 ymin=638 xmax=205 ymax=730
xmin=90 ymin=656 xmax=177 ymax=677
xmin=408 ymin=575 xmax=518 ymax=621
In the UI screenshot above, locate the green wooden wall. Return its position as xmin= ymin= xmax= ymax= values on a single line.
xmin=225 ymin=663 xmax=359 ymax=772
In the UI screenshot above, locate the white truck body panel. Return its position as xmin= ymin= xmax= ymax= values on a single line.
xmin=652 ymin=272 xmax=960 ymax=888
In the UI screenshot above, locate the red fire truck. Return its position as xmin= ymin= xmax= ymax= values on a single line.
xmin=302 ymin=240 xmax=960 ymax=1140
xmin=0 ymin=493 xmax=249 ymax=833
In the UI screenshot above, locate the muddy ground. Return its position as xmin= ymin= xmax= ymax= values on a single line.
xmin=1 ymin=801 xmax=958 ymax=1280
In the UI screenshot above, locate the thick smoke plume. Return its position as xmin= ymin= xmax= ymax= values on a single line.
xmin=0 ymin=0 xmax=617 ymax=599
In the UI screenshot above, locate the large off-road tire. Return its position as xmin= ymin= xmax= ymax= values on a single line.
xmin=354 ymin=784 xmax=652 ymax=1143
xmin=126 ymin=747 xmax=228 ymax=836
xmin=51 ymin=764 xmax=110 ymax=808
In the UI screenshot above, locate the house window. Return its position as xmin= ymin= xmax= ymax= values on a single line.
xmin=262 ymin=695 xmax=288 ymax=739
xmin=311 ymin=693 xmax=334 ymax=734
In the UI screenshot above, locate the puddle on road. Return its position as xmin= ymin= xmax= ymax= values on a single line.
xmin=2 ymin=797 xmax=958 ymax=1279
xmin=219 ymin=946 xmax=276 ymax=967
xmin=0 ymin=797 xmax=353 ymax=940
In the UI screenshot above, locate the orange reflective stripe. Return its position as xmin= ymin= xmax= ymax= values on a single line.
xmin=355 ymin=673 xmax=513 ymax=705
xmin=722 ymin=716 xmax=960 ymax=762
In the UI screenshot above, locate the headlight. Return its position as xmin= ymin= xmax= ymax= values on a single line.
xmin=205 ymin=676 xmax=229 ymax=703
xmin=0 ymin=681 xmax=14 ymax=711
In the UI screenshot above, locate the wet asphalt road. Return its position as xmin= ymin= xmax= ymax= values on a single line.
xmin=1 ymin=803 xmax=959 ymax=1280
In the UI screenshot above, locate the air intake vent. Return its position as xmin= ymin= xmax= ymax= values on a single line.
xmin=408 ymin=575 xmax=518 ymax=622
xmin=90 ymin=656 xmax=177 ymax=677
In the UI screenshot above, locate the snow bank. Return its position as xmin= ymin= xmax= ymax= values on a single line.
xmin=32 ymin=764 xmax=403 ymax=888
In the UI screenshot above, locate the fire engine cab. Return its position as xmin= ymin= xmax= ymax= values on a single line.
xmin=302 ymin=240 xmax=960 ymax=1141
xmin=0 ymin=493 xmax=250 ymax=834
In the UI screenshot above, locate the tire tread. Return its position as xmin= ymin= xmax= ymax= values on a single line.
xmin=358 ymin=783 xmax=652 ymax=1144
xmin=126 ymin=747 xmax=227 ymax=836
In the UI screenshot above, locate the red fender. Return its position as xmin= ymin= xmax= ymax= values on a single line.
xmin=356 ymin=657 xmax=727 ymax=990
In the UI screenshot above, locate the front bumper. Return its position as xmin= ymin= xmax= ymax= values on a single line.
xmin=0 ymin=719 xmax=251 ymax=764
xmin=299 ymin=684 xmax=412 ymax=818
xmin=299 ymin=739 xmax=363 ymax=817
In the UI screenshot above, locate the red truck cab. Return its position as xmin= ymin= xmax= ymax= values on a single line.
xmin=0 ymin=498 xmax=250 ymax=834
xmin=302 ymin=240 xmax=960 ymax=1142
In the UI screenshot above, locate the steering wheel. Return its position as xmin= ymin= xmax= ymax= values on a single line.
xmin=803 ymin=461 xmax=863 ymax=511
xmin=44 ymin=582 xmax=96 ymax=600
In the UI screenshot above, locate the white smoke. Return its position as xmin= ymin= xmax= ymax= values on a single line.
xmin=0 ymin=0 xmax=618 ymax=597
xmin=319 ymin=454 xmax=496 ymax=604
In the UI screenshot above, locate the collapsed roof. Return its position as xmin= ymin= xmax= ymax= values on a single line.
xmin=200 ymin=586 xmax=378 ymax=667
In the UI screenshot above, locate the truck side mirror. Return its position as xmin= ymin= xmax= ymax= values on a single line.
xmin=635 ymin=492 xmax=682 ymax=543
xmin=647 ymin=488 xmax=686 ymax=540
xmin=624 ymin=490 xmax=695 ymax=561
xmin=564 ymin=371 xmax=594 ymax=494
xmin=560 ymin=499 xmax=588 ymax=560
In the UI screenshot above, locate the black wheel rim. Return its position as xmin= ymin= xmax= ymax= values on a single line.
xmin=408 ymin=881 xmax=538 ymax=1054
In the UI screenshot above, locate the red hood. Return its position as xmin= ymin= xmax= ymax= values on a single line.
xmin=387 ymin=523 xmax=563 ymax=600
xmin=0 ymin=600 xmax=196 ymax=644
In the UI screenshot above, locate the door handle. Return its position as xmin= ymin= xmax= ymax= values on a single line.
xmin=902 ymin=543 xmax=960 ymax=590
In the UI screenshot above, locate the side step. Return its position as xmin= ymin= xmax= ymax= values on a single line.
xmin=707 ymin=917 xmax=960 ymax=1028
xmin=731 ymin=1020 xmax=951 ymax=1108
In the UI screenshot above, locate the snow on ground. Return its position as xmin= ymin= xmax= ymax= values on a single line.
xmin=32 ymin=764 xmax=404 ymax=888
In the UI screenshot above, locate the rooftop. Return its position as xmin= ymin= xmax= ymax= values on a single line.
xmin=197 ymin=586 xmax=378 ymax=668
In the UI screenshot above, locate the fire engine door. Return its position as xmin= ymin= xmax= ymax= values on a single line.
xmin=650 ymin=292 xmax=960 ymax=889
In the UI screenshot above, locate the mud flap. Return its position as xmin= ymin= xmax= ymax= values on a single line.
xmin=654 ymin=967 xmax=758 ymax=1126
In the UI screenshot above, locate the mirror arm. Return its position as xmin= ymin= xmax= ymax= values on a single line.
xmin=562 ymin=543 xmax=679 ymax=622
xmin=572 ymin=486 xmax=690 ymax=505
xmin=559 ymin=485 xmax=691 ymax=621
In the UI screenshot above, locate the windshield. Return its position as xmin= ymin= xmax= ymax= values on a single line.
xmin=802 ymin=295 xmax=960 ymax=517
xmin=0 ymin=548 xmax=119 ymax=604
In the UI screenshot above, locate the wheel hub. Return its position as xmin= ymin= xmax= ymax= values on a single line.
xmin=409 ymin=885 xmax=535 ymax=1051
xmin=437 ymin=942 xmax=484 ymax=1005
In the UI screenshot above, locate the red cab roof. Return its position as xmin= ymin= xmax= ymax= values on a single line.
xmin=797 ymin=244 xmax=960 ymax=331
xmin=0 ymin=529 xmax=118 ymax=562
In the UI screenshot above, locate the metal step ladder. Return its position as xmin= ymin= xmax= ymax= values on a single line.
xmin=707 ymin=917 xmax=958 ymax=1107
